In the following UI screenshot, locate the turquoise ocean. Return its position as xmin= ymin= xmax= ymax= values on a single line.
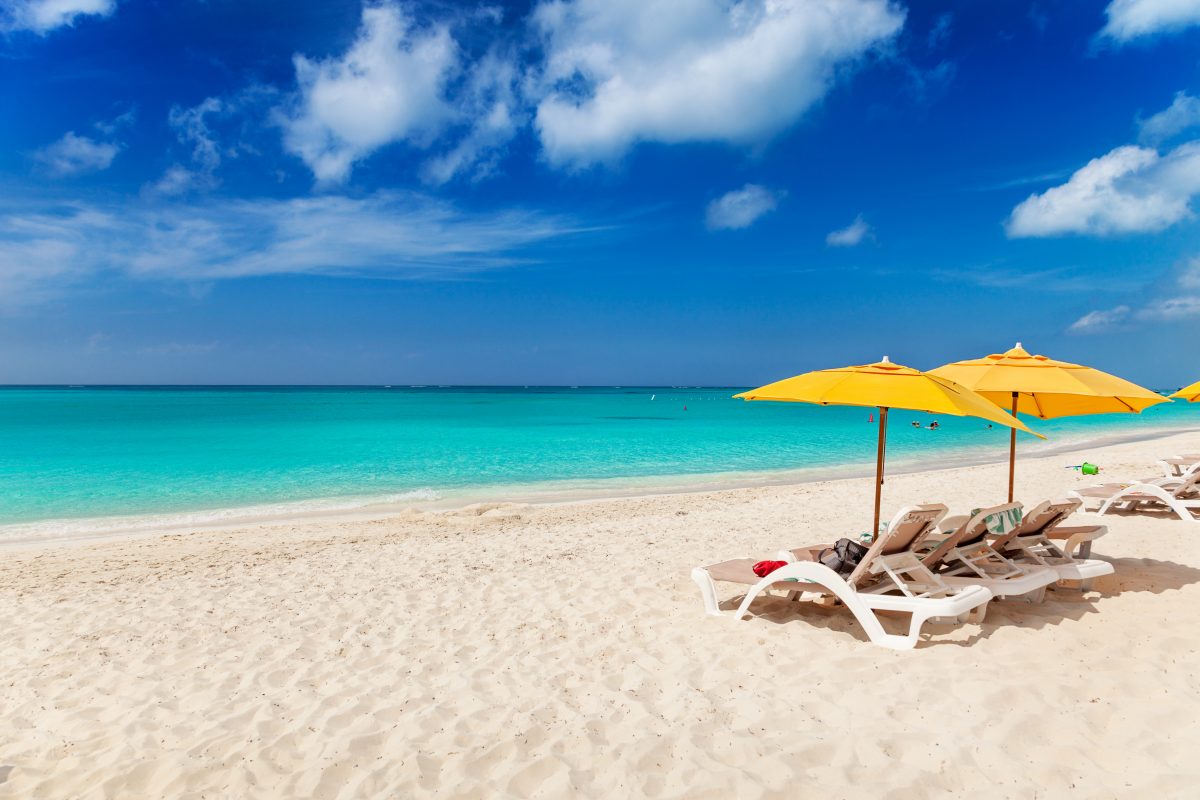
xmin=1 ymin=386 xmax=1197 ymax=541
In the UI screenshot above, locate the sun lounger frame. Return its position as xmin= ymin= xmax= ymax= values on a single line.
xmin=691 ymin=504 xmax=992 ymax=651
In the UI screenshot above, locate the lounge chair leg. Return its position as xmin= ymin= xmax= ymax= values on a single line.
xmin=902 ymin=613 xmax=935 ymax=649
xmin=958 ymin=603 xmax=987 ymax=624
xmin=691 ymin=568 xmax=723 ymax=617
xmin=1167 ymin=498 xmax=1198 ymax=522
xmin=1078 ymin=541 xmax=1094 ymax=592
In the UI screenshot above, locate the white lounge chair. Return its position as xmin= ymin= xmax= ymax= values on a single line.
xmin=1157 ymin=457 xmax=1200 ymax=479
xmin=691 ymin=504 xmax=992 ymax=651
xmin=918 ymin=503 xmax=1059 ymax=601
xmin=990 ymin=498 xmax=1113 ymax=584
xmin=1069 ymin=470 xmax=1200 ymax=522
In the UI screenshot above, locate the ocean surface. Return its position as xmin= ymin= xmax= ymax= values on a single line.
xmin=1 ymin=386 xmax=1197 ymax=540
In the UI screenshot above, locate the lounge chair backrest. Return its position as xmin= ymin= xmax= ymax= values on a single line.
xmin=1172 ymin=470 xmax=1200 ymax=497
xmin=922 ymin=502 xmax=1023 ymax=569
xmin=847 ymin=503 xmax=947 ymax=587
xmin=995 ymin=498 xmax=1081 ymax=549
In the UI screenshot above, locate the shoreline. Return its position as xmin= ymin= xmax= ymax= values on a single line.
xmin=4 ymin=422 xmax=1197 ymax=550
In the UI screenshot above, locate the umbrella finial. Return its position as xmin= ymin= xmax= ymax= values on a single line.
xmin=881 ymin=355 xmax=890 ymax=363
xmin=1015 ymin=341 xmax=1022 ymax=349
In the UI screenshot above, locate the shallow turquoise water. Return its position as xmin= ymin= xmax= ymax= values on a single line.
xmin=0 ymin=386 xmax=1196 ymax=528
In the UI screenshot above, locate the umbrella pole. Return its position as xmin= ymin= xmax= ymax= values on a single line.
xmin=1007 ymin=391 xmax=1018 ymax=502
xmin=873 ymin=406 xmax=888 ymax=540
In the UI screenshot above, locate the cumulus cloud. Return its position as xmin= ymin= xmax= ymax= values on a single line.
xmin=826 ymin=214 xmax=872 ymax=246
xmin=1006 ymin=142 xmax=1200 ymax=237
xmin=529 ymin=0 xmax=904 ymax=167
xmin=0 ymin=0 xmax=114 ymax=34
xmin=33 ymin=131 xmax=119 ymax=176
xmin=1099 ymin=0 xmax=1200 ymax=43
xmin=0 ymin=193 xmax=584 ymax=306
xmin=279 ymin=2 xmax=459 ymax=184
xmin=266 ymin=1 xmax=903 ymax=181
xmin=705 ymin=184 xmax=783 ymax=230
xmin=1138 ymin=91 xmax=1200 ymax=144
xmin=1068 ymin=305 xmax=1130 ymax=333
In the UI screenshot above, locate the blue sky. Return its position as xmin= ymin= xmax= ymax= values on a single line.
xmin=1 ymin=0 xmax=1199 ymax=386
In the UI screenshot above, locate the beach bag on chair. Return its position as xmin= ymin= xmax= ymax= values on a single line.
xmin=819 ymin=538 xmax=869 ymax=577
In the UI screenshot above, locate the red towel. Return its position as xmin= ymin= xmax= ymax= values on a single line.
xmin=752 ymin=560 xmax=787 ymax=577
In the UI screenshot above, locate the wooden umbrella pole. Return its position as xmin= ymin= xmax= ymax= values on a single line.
xmin=1007 ymin=391 xmax=1018 ymax=502
xmin=873 ymin=406 xmax=889 ymax=540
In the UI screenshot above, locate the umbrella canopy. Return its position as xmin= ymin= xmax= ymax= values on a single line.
xmin=930 ymin=343 xmax=1166 ymax=418
xmin=930 ymin=343 xmax=1167 ymax=501
xmin=735 ymin=357 xmax=1038 ymax=538
xmin=1171 ymin=380 xmax=1200 ymax=403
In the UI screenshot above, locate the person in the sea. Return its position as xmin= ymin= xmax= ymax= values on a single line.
xmin=929 ymin=420 xmax=940 ymax=430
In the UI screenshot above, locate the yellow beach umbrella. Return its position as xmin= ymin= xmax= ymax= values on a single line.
xmin=931 ymin=343 xmax=1167 ymax=501
xmin=735 ymin=357 xmax=1039 ymax=538
xmin=1171 ymin=380 xmax=1200 ymax=402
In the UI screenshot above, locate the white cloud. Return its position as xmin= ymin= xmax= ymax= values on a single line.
xmin=1068 ymin=305 xmax=1130 ymax=334
xmin=1139 ymin=91 xmax=1200 ymax=144
xmin=33 ymin=131 xmax=119 ymax=176
xmin=150 ymin=86 xmax=278 ymax=195
xmin=149 ymin=165 xmax=206 ymax=197
xmin=169 ymin=97 xmax=224 ymax=174
xmin=148 ymin=97 xmax=226 ymax=195
xmin=1136 ymin=295 xmax=1200 ymax=320
xmin=1006 ymin=142 xmax=1200 ymax=237
xmin=935 ymin=265 xmax=1136 ymax=294
xmin=1 ymin=0 xmax=114 ymax=34
xmin=705 ymin=184 xmax=783 ymax=230
xmin=279 ymin=2 xmax=459 ymax=184
xmin=529 ymin=0 xmax=904 ymax=167
xmin=421 ymin=49 xmax=522 ymax=185
xmin=93 ymin=107 xmax=136 ymax=136
xmin=826 ymin=214 xmax=872 ymax=246
xmin=1180 ymin=256 xmax=1200 ymax=288
xmin=1099 ymin=0 xmax=1200 ymax=43
xmin=1069 ymin=255 xmax=1200 ymax=333
xmin=0 ymin=193 xmax=583 ymax=306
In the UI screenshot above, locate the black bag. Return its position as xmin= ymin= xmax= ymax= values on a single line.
xmin=819 ymin=538 xmax=869 ymax=576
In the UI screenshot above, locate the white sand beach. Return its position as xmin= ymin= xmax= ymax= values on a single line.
xmin=2 ymin=431 xmax=1199 ymax=799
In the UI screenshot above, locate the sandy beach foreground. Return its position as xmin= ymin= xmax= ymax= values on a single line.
xmin=3 ymin=432 xmax=1199 ymax=798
